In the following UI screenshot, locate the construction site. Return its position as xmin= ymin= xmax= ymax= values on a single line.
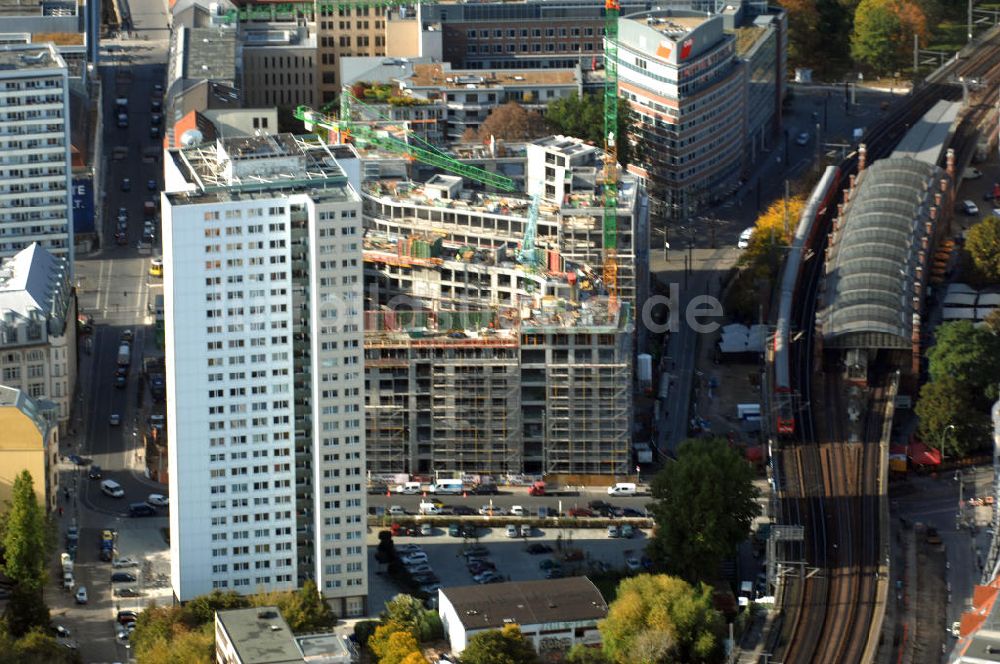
xmin=357 ymin=135 xmax=649 ymax=479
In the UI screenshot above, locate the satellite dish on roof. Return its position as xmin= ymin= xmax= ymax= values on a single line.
xmin=180 ymin=129 xmax=203 ymax=146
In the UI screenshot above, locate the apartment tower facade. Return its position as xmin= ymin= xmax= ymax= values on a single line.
xmin=162 ymin=133 xmax=367 ymax=615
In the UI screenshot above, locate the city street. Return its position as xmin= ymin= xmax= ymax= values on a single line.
xmin=49 ymin=0 xmax=173 ymax=658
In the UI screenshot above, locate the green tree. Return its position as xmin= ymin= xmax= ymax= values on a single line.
xmin=600 ymin=575 xmax=724 ymax=664
xmin=460 ymin=624 xmax=539 ymax=664
xmin=566 ymin=643 xmax=612 ymax=663
xmin=850 ymin=0 xmax=928 ymax=72
xmin=915 ymin=376 xmax=992 ymax=457
xmin=2 ymin=583 xmax=50 ymax=638
xmin=544 ymin=95 xmax=635 ymax=169
xmin=2 ymin=471 xmax=47 ymax=586
xmin=648 ymin=438 xmax=760 ymax=582
xmin=272 ymin=580 xmax=337 ymax=634
xmin=966 ymin=215 xmax=1000 ymax=282
xmin=382 ymin=594 xmax=443 ymax=642
xmin=182 ymin=590 xmax=249 ymax=625
xmin=778 ymin=0 xmax=824 ymax=67
xmin=927 ymin=321 xmax=1000 ymax=400
xmin=14 ymin=628 xmax=81 ymax=663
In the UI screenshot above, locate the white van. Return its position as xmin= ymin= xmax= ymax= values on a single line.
xmin=418 ymin=502 xmax=442 ymax=515
xmin=607 ymin=482 xmax=637 ymax=496
xmin=101 ymin=479 xmax=125 ymax=498
xmin=394 ymin=481 xmax=423 ymax=495
xmin=737 ymin=227 xmax=755 ymax=249
xmin=430 ymin=478 xmax=464 ymax=494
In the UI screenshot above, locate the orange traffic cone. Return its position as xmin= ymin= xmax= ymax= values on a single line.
xmin=422 ymin=491 xmax=427 ymax=498
xmin=462 ymin=491 xmax=467 ymax=498
xmin=386 ymin=488 xmax=391 ymax=497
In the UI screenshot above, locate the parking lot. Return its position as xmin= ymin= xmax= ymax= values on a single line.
xmin=366 ymin=526 xmax=650 ymax=612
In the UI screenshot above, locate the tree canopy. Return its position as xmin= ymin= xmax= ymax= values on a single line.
xmin=926 ymin=321 xmax=1000 ymax=401
xmin=460 ymin=624 xmax=540 ymax=664
xmin=544 ymin=95 xmax=635 ymax=169
xmin=915 ymin=375 xmax=992 ymax=457
xmin=850 ymin=0 xmax=928 ymax=72
xmin=464 ymin=102 xmax=547 ymax=143
xmin=599 ymin=574 xmax=724 ymax=664
xmin=369 ymin=622 xmax=424 ymax=664
xmin=251 ymin=580 xmax=337 ymax=634
xmin=2 ymin=471 xmax=47 ymax=587
xmin=778 ymin=0 xmax=824 ymax=67
xmin=648 ymin=438 xmax=760 ymax=582
xmin=966 ymin=215 xmax=1000 ymax=283
xmin=381 ymin=594 xmax=443 ymax=642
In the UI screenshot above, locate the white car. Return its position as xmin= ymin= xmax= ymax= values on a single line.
xmin=401 ymin=551 xmax=428 ymax=565
xmin=992 ymin=208 xmax=1000 ymax=218
xmin=737 ymin=227 xmax=754 ymax=249
xmin=478 ymin=505 xmax=504 ymax=516
xmin=387 ymin=505 xmax=407 ymax=516
xmin=625 ymin=558 xmax=642 ymax=572
xmin=113 ymin=557 xmax=139 ymax=568
xmin=509 ymin=505 xmax=525 ymax=517
xmin=795 ymin=131 xmax=810 ymax=146
xmin=146 ymin=494 xmax=168 ymax=507
xmin=506 ymin=525 xmax=519 ymax=538
xmin=963 ymin=167 xmax=983 ymax=180
xmin=109 ymin=413 xmax=121 ymax=426
xmin=75 ymin=586 xmax=88 ymax=604
xmin=962 ymin=199 xmax=980 ymax=215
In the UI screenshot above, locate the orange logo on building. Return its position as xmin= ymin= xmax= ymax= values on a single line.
xmin=656 ymin=40 xmax=673 ymax=59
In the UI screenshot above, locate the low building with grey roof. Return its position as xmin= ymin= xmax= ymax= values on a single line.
xmin=437 ymin=577 xmax=608 ymax=656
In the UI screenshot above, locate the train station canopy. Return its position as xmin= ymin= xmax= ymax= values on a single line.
xmin=819 ymin=157 xmax=946 ymax=349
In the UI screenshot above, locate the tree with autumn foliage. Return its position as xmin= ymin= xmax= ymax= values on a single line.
xmin=462 ymin=102 xmax=547 ymax=143
xmin=851 ymin=0 xmax=928 ymax=72
xmin=725 ymin=194 xmax=806 ymax=319
xmin=777 ymin=0 xmax=825 ymax=68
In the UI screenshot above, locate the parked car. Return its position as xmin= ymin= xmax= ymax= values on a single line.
xmin=620 ymin=524 xmax=636 ymax=538
xmin=74 ymin=586 xmax=88 ymax=604
xmin=478 ymin=505 xmax=504 ymax=515
xmin=519 ymin=525 xmax=531 ymax=537
xmin=452 ymin=506 xmax=476 ymax=516
xmin=419 ymin=523 xmax=433 ymax=536
xmin=625 ymin=558 xmax=642 ymax=571
xmin=88 ymin=465 xmax=102 ymax=480
xmin=406 ymin=563 xmax=433 ymax=575
xmin=147 ymin=494 xmax=169 ymax=507
xmin=506 ymin=525 xmax=519 ymax=538
xmin=509 ymin=505 xmax=525 ymax=516
xmin=114 ymin=587 xmax=140 ymax=598
xmin=607 ymin=525 xmax=620 ymax=538
xmin=109 ymin=413 xmax=121 ymax=426
xmin=113 ymin=557 xmax=139 ymax=568
xmin=448 ymin=523 xmax=462 ymax=538
xmin=962 ymin=199 xmax=980 ymax=215
xmin=401 ymin=551 xmax=428 ymax=565
xmin=111 ymin=572 xmax=136 ymax=583
xmin=526 ymin=543 xmax=553 ymax=554
xmin=621 ymin=508 xmax=646 ymax=518
xmin=473 ymin=570 xmax=501 ymax=584
xmin=795 ymin=131 xmax=810 ymax=145
xmin=117 ymin=610 xmax=138 ymax=625
xmin=461 ymin=545 xmax=489 ymax=558
xmin=568 ymin=507 xmax=593 ymax=517
xmin=147 ymin=179 xmax=157 ymax=191
xmin=387 ymin=505 xmax=407 ymax=516
xmin=545 ymin=568 xmax=565 ymax=579
xmin=539 ymin=559 xmax=560 ymax=570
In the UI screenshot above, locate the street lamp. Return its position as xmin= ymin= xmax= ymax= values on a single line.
xmin=940 ymin=424 xmax=956 ymax=457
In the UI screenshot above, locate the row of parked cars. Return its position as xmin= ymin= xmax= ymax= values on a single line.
xmin=384 ymin=499 xmax=647 ymax=519
xmin=395 ymin=544 xmax=440 ymax=596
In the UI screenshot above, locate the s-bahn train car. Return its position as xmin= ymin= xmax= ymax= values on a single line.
xmin=773 ymin=165 xmax=841 ymax=436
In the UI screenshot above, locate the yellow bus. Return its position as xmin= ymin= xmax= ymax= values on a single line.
xmin=149 ymin=257 xmax=162 ymax=277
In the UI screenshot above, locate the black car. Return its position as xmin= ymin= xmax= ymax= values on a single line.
xmin=621 ymin=508 xmax=646 ymax=518
xmin=588 ymin=500 xmax=613 ymax=512
xmin=129 ymin=503 xmax=156 ymax=517
xmin=114 ymin=375 xmax=127 ymax=389
xmin=99 ymin=548 xmax=113 ymax=562
xmin=111 ymin=572 xmax=136 ymax=583
xmin=452 ymin=505 xmax=476 ymax=516
xmin=88 ymin=465 xmax=102 ymax=480
xmin=117 ymin=610 xmax=138 ymax=625
xmin=473 ymin=484 xmax=499 ymax=495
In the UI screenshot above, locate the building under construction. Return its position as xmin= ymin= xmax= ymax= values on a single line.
xmin=360 ymin=135 xmax=648 ymax=477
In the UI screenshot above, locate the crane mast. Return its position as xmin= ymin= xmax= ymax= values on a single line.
xmin=603 ymin=0 xmax=620 ymax=309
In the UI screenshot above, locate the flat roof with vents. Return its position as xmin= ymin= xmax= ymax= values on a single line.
xmin=214 ymin=607 xmax=303 ymax=664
